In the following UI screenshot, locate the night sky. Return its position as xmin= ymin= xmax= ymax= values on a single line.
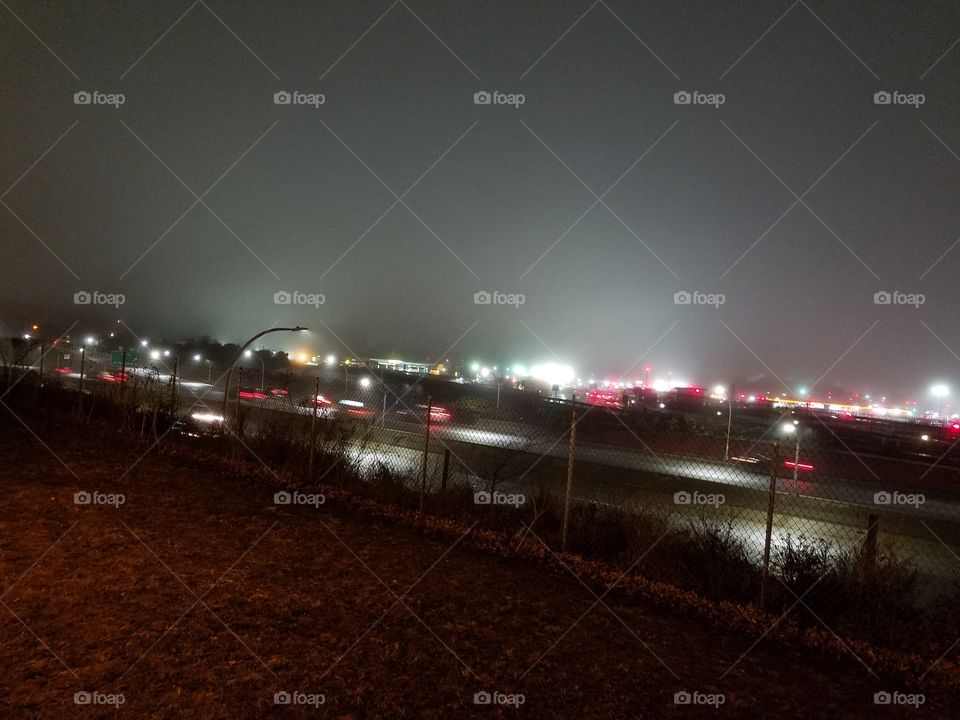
xmin=3 ymin=1 xmax=960 ymax=401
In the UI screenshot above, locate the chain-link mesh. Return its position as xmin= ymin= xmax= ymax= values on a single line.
xmin=4 ymin=345 xmax=960 ymax=660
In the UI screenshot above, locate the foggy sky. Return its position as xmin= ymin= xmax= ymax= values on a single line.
xmin=3 ymin=0 xmax=960 ymax=402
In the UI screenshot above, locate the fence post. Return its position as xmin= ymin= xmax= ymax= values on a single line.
xmin=170 ymin=357 xmax=179 ymax=409
xmin=561 ymin=409 xmax=577 ymax=552
xmin=441 ymin=448 xmax=450 ymax=492
xmin=420 ymin=395 xmax=432 ymax=513
xmin=234 ymin=367 xmax=243 ymax=436
xmin=760 ymin=440 xmax=780 ymax=607
xmin=308 ymin=377 xmax=319 ymax=478
xmin=863 ymin=514 xmax=879 ymax=568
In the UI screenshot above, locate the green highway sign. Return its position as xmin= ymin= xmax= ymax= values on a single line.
xmin=111 ymin=350 xmax=139 ymax=367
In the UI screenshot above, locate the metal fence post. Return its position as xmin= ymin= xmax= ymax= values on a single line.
xmin=234 ymin=366 xmax=243 ymax=434
xmin=863 ymin=514 xmax=879 ymax=568
xmin=760 ymin=439 xmax=780 ymax=607
xmin=561 ymin=409 xmax=577 ymax=552
xmin=308 ymin=376 xmax=319 ymax=478
xmin=441 ymin=448 xmax=450 ymax=492
xmin=170 ymin=357 xmax=178 ymax=409
xmin=420 ymin=395 xmax=432 ymax=513
xmin=307 ymin=378 xmax=320 ymax=480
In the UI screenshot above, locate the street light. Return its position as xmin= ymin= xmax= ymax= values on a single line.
xmin=221 ymin=326 xmax=308 ymax=422
xmin=931 ymin=384 xmax=949 ymax=420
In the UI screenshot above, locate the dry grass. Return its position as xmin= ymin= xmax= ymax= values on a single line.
xmin=0 ymin=414 xmax=951 ymax=719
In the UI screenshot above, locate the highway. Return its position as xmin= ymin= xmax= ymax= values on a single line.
xmin=52 ymin=371 xmax=960 ymax=591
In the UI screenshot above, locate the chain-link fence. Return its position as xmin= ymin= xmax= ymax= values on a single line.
xmin=4 ymin=346 xmax=960 ymax=660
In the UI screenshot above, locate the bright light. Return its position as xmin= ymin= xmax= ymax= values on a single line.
xmin=244 ymin=350 xmax=252 ymax=357
xmin=191 ymin=412 xmax=224 ymax=424
xmin=530 ymin=363 xmax=575 ymax=386
xmin=652 ymin=378 xmax=669 ymax=392
xmin=141 ymin=339 xmax=148 ymax=347
xmin=470 ymin=362 xmax=480 ymax=372
xmin=150 ymin=350 xmax=160 ymax=359
xmin=359 ymin=377 xmax=371 ymax=388
xmin=921 ymin=434 xmax=930 ymax=441
xmin=85 ymin=336 xmax=95 ymax=344
xmin=513 ymin=364 xmax=528 ymax=378
xmin=480 ymin=367 xmax=490 ymax=379
xmin=163 ymin=350 xmax=170 ymax=357
xmin=299 ymin=353 xmax=309 ymax=363
xmin=931 ymin=384 xmax=950 ymax=398
xmin=798 ymin=386 xmax=808 ymax=397
xmin=193 ymin=354 xmax=202 ymax=362
xmin=326 ymin=354 xmax=336 ymax=365
xmin=712 ymin=384 xmax=727 ymax=397
xmin=782 ymin=423 xmax=796 ymax=433
xmin=23 ymin=334 xmax=30 ymax=340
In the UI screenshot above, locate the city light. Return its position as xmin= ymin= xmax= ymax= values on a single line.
xmin=194 ymin=354 xmax=202 ymax=362
xmin=530 ymin=363 xmax=575 ymax=386
xmin=359 ymin=377 xmax=371 ymax=388
xmin=326 ymin=354 xmax=336 ymax=365
xmin=141 ymin=339 xmax=149 ymax=347
xmin=150 ymin=350 xmax=160 ymax=359
xmin=931 ymin=384 xmax=949 ymax=398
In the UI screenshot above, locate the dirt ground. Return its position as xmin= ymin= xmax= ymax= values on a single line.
xmin=0 ymin=413 xmax=953 ymax=719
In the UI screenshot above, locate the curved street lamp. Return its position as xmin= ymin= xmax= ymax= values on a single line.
xmin=221 ymin=326 xmax=307 ymax=422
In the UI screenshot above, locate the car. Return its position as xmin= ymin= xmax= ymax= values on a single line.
xmin=731 ymin=453 xmax=815 ymax=475
xmin=730 ymin=453 xmax=772 ymax=474
xmin=268 ymin=388 xmax=289 ymax=397
xmin=395 ymin=403 xmax=452 ymax=423
xmin=54 ymin=366 xmax=72 ymax=374
xmin=98 ymin=370 xmax=129 ymax=383
xmin=338 ymin=399 xmax=374 ymax=417
xmin=237 ymin=387 xmax=266 ymax=400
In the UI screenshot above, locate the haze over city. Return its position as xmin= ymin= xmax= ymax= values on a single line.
xmin=4 ymin=1 xmax=960 ymax=402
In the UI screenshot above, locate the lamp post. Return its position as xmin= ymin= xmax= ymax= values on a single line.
xmin=931 ymin=384 xmax=949 ymax=423
xmin=783 ymin=421 xmax=799 ymax=493
xmin=221 ymin=327 xmax=307 ymax=422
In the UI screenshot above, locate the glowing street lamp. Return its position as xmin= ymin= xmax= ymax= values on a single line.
xmin=931 ymin=384 xmax=950 ymax=419
xmin=221 ymin=326 xmax=308 ymax=422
